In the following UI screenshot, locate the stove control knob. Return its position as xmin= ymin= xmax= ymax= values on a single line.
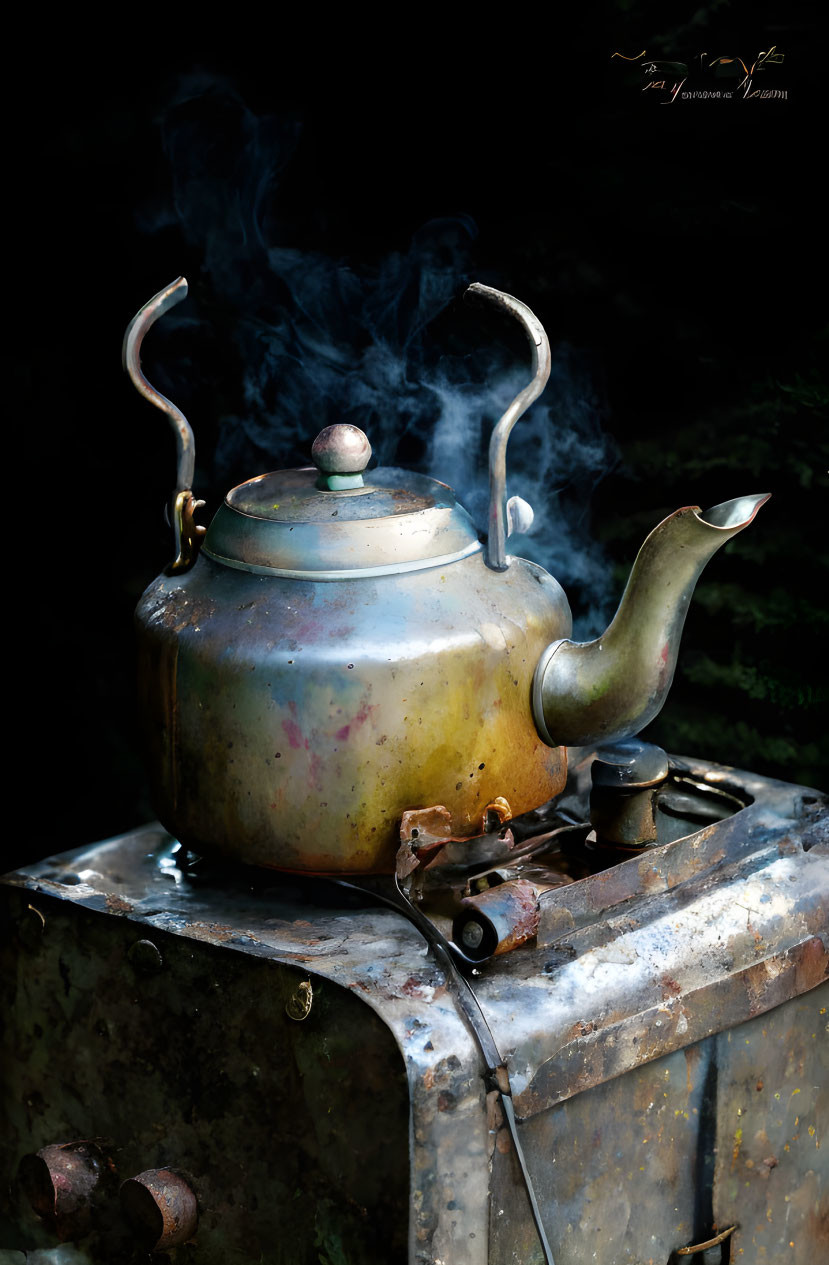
xmin=18 ymin=1141 xmax=107 ymax=1240
xmin=590 ymin=737 xmax=670 ymax=849
xmin=120 ymin=1168 xmax=197 ymax=1249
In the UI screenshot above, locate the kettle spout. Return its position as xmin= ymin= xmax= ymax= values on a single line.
xmin=532 ymin=493 xmax=770 ymax=748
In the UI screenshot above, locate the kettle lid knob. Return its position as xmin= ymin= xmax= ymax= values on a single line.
xmin=312 ymin=425 xmax=372 ymax=489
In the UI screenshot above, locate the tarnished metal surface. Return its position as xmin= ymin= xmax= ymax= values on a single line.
xmin=17 ymin=1144 xmax=110 ymax=1243
xmin=119 ymin=1168 xmax=197 ymax=1249
xmin=533 ymin=494 xmax=769 ymax=748
xmin=285 ymin=977 xmax=314 ymax=1020
xmin=589 ymin=780 xmax=660 ymax=847
xmin=588 ymin=739 xmax=669 ymax=848
xmin=453 ymin=879 xmax=540 ymax=960
xmin=123 ymin=279 xmax=208 ymax=576
xmin=473 ymin=758 xmax=828 ymax=1120
xmin=2 ymin=758 xmax=826 ymax=1263
xmin=1 ymin=836 xmax=488 ymax=1264
xmin=590 ymin=739 xmax=670 ymax=790
xmin=206 ymin=466 xmax=483 ymax=575
xmin=311 ymin=423 xmax=372 ymax=486
xmin=489 ymin=987 xmax=828 ymax=1264
xmin=136 ymin=548 xmax=570 ymax=873
xmin=463 ymin=284 xmax=552 ymax=572
xmin=122 ymin=277 xmax=194 ymax=494
xmin=711 ymin=992 xmax=828 ymax=1262
xmin=224 ymin=465 xmax=454 ymax=522
xmin=394 ymin=802 xmax=538 ymax=885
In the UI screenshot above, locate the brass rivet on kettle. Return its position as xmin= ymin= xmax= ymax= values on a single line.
xmin=286 ymin=979 xmax=313 ymax=1021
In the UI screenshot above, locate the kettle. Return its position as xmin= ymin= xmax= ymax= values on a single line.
xmin=127 ymin=278 xmax=767 ymax=873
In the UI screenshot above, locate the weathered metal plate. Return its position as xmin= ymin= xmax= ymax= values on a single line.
xmin=711 ymin=990 xmax=828 ymax=1263
xmin=488 ymin=986 xmax=828 ymax=1264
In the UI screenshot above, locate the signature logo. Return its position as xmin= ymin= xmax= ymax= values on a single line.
xmin=612 ymin=46 xmax=787 ymax=102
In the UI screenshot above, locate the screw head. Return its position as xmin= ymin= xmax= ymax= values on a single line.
xmin=461 ymin=920 xmax=485 ymax=949
xmin=128 ymin=939 xmax=164 ymax=973
xmin=285 ymin=979 xmax=314 ymax=1021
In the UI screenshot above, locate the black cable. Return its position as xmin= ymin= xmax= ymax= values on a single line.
xmin=330 ymin=875 xmax=556 ymax=1265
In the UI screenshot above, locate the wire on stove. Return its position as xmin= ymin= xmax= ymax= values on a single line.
xmin=330 ymin=875 xmax=557 ymax=1265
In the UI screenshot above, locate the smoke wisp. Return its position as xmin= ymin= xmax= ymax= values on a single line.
xmin=139 ymin=74 xmax=619 ymax=635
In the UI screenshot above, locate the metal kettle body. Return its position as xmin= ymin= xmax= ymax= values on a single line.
xmin=136 ymin=549 xmax=570 ymax=873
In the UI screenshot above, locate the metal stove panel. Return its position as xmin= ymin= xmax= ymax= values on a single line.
xmin=488 ymin=986 xmax=828 ymax=1264
xmin=1 ymin=888 xmax=413 ymax=1263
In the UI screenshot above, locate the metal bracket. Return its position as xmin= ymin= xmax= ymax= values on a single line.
xmin=674 ymin=1224 xmax=737 ymax=1257
xmin=168 ymin=489 xmax=207 ymax=575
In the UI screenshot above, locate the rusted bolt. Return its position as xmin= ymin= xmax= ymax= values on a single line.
xmin=128 ymin=939 xmax=164 ymax=973
xmin=285 ymin=979 xmax=313 ymax=1021
xmin=120 ymin=1168 xmax=197 ymax=1249
xmin=460 ymin=921 xmax=485 ymax=950
xmin=18 ymin=904 xmax=45 ymax=950
xmin=18 ymin=1141 xmax=106 ymax=1240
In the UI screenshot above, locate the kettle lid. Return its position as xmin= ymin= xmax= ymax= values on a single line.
xmin=201 ymin=424 xmax=481 ymax=578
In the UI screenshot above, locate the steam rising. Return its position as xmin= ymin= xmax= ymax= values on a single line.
xmin=139 ymin=74 xmax=618 ymax=634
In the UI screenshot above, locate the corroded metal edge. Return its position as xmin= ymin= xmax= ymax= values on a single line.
xmin=472 ymin=756 xmax=828 ymax=1118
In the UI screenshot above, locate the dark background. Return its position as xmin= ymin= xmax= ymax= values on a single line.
xmin=11 ymin=2 xmax=827 ymax=872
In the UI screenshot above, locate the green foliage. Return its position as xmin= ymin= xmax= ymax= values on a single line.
xmin=681 ymin=654 xmax=828 ymax=710
xmin=314 ymin=1201 xmax=351 ymax=1265
xmin=692 ymin=585 xmax=828 ymax=634
xmin=778 ymin=369 xmax=829 ymax=413
xmin=644 ymin=709 xmax=823 ymax=779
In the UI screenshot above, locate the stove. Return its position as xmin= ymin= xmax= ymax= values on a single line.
xmin=2 ymin=749 xmax=826 ymax=1264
